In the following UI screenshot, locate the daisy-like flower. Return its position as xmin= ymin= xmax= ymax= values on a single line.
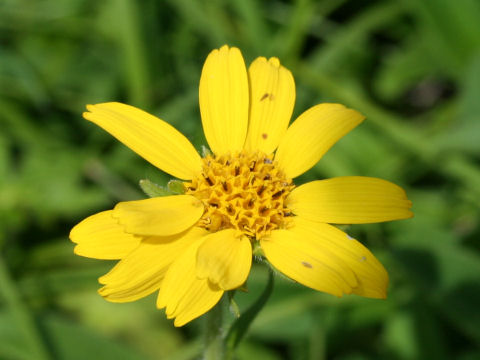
xmin=70 ymin=45 xmax=413 ymax=326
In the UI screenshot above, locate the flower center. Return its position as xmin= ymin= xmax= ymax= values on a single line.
xmin=184 ymin=151 xmax=294 ymax=239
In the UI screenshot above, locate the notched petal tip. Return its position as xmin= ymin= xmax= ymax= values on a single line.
xmin=254 ymin=56 xmax=267 ymax=63
xmin=173 ymin=319 xmax=184 ymax=327
xmin=214 ymin=44 xmax=241 ymax=58
xmin=98 ymin=274 xmax=108 ymax=285
xmin=268 ymin=57 xmax=280 ymax=67
xmin=72 ymin=245 xmax=82 ymax=255
xmin=69 ymin=226 xmax=79 ymax=244
xmin=156 ymin=293 xmax=166 ymax=310
xmin=82 ymin=111 xmax=92 ymax=121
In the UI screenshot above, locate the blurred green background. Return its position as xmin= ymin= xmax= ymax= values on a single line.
xmin=1 ymin=0 xmax=480 ymax=359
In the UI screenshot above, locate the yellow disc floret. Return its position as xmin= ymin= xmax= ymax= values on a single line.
xmin=184 ymin=151 xmax=294 ymax=239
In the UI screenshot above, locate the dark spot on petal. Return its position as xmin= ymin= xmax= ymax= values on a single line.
xmin=260 ymin=93 xmax=269 ymax=101
xmin=301 ymin=261 xmax=313 ymax=268
xmin=262 ymin=133 xmax=268 ymax=139
xmin=360 ymin=256 xmax=367 ymax=262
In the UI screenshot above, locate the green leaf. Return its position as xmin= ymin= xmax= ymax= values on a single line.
xmin=228 ymin=292 xmax=241 ymax=318
xmin=225 ymin=270 xmax=274 ymax=358
xmin=167 ymin=179 xmax=186 ymax=194
xmin=201 ymin=145 xmax=212 ymax=158
xmin=139 ymin=179 xmax=172 ymax=197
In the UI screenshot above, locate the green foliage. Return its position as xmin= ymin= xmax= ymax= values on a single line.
xmin=225 ymin=270 xmax=274 ymax=358
xmin=139 ymin=179 xmax=174 ymax=198
xmin=1 ymin=0 xmax=479 ymax=359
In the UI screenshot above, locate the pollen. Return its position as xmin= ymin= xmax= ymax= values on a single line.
xmin=184 ymin=151 xmax=294 ymax=239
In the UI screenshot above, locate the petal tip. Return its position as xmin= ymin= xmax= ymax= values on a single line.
xmin=173 ymin=318 xmax=187 ymax=327
xmin=69 ymin=226 xmax=78 ymax=243
xmin=82 ymin=111 xmax=93 ymax=121
xmin=268 ymin=57 xmax=280 ymax=67
xmin=97 ymin=286 xmax=107 ymax=296
xmin=156 ymin=292 xmax=166 ymax=310
xmin=72 ymin=245 xmax=82 ymax=255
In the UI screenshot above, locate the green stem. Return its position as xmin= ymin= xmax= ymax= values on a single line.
xmin=203 ymin=297 xmax=224 ymax=360
xmin=225 ymin=269 xmax=275 ymax=360
xmin=0 ymin=256 xmax=51 ymax=360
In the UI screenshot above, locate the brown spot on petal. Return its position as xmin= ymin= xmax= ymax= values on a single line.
xmin=301 ymin=261 xmax=313 ymax=268
xmin=260 ymin=93 xmax=269 ymax=101
xmin=262 ymin=133 xmax=268 ymax=139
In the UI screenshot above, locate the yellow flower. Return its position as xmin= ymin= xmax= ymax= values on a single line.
xmin=70 ymin=45 xmax=413 ymax=326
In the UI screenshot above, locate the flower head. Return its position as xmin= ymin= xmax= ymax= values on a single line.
xmin=70 ymin=45 xmax=413 ymax=326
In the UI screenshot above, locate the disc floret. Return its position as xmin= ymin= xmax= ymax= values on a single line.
xmin=184 ymin=151 xmax=294 ymax=239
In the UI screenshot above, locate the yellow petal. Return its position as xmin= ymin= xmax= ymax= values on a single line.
xmin=287 ymin=177 xmax=413 ymax=224
xmin=113 ymin=195 xmax=204 ymax=236
xmin=275 ymin=103 xmax=365 ymax=178
xmin=244 ymin=57 xmax=295 ymax=155
xmin=171 ymin=283 xmax=223 ymax=327
xmin=83 ymin=102 xmax=202 ymax=180
xmin=196 ymin=229 xmax=252 ymax=290
xmin=294 ymin=218 xmax=388 ymax=299
xmin=199 ymin=45 xmax=249 ymax=155
xmin=261 ymin=217 xmax=388 ymax=298
xmin=99 ymin=227 xmax=207 ymax=303
xmin=70 ymin=210 xmax=140 ymax=260
xmin=157 ymin=236 xmax=223 ymax=327
xmin=262 ymin=230 xmax=355 ymax=297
